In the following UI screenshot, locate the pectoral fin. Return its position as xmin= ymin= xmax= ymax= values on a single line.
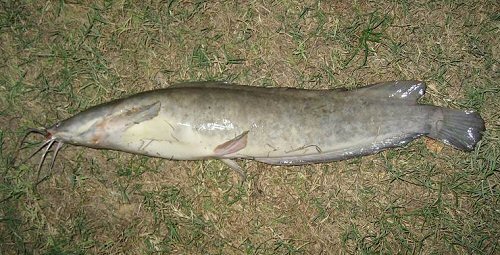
xmin=213 ymin=131 xmax=249 ymax=156
xmin=112 ymin=101 xmax=162 ymax=128
xmin=99 ymin=101 xmax=161 ymax=130
xmin=82 ymin=102 xmax=161 ymax=142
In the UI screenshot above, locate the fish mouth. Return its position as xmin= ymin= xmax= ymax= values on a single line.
xmin=46 ymin=122 xmax=62 ymax=136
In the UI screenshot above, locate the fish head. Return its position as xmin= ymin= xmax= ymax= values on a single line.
xmin=47 ymin=100 xmax=161 ymax=148
xmin=46 ymin=103 xmax=118 ymax=148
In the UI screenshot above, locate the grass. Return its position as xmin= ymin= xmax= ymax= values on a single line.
xmin=0 ymin=0 xmax=499 ymax=254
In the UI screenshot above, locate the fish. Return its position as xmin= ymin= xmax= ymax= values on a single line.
xmin=24 ymin=81 xmax=485 ymax=181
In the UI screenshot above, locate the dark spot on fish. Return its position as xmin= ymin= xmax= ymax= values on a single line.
xmin=171 ymin=134 xmax=180 ymax=142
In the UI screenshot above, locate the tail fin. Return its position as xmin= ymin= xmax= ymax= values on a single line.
xmin=428 ymin=109 xmax=485 ymax=151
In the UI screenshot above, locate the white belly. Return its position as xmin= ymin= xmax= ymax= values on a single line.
xmin=113 ymin=116 xmax=236 ymax=159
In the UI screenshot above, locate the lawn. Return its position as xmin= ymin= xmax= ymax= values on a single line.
xmin=0 ymin=0 xmax=498 ymax=254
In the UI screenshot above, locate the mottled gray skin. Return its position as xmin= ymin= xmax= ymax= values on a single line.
xmin=162 ymin=83 xmax=426 ymax=161
xmin=47 ymin=81 xmax=484 ymax=167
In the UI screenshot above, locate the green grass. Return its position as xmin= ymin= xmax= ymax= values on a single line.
xmin=1 ymin=0 xmax=499 ymax=254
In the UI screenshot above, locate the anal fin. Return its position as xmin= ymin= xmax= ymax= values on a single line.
xmin=213 ymin=131 xmax=249 ymax=184
xmin=220 ymin=159 xmax=246 ymax=184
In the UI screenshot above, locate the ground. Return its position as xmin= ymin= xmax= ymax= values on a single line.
xmin=0 ymin=0 xmax=499 ymax=254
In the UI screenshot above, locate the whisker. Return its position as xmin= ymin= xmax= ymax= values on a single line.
xmin=48 ymin=142 xmax=63 ymax=175
xmin=34 ymin=141 xmax=64 ymax=187
xmin=13 ymin=128 xmax=48 ymax=167
xmin=20 ymin=128 xmax=48 ymax=144
xmin=19 ymin=128 xmax=49 ymax=150
xmin=36 ymin=139 xmax=56 ymax=181
xmin=35 ymin=141 xmax=64 ymax=187
xmin=21 ymin=139 xmax=53 ymax=165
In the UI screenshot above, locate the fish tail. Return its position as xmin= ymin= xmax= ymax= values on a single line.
xmin=428 ymin=108 xmax=485 ymax=151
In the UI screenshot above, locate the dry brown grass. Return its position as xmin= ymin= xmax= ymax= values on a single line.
xmin=1 ymin=0 xmax=498 ymax=254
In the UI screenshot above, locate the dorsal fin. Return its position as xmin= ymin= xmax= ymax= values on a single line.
xmin=169 ymin=81 xmax=338 ymax=98
xmin=354 ymin=80 xmax=426 ymax=104
xmin=169 ymin=81 xmax=235 ymax=89
xmin=168 ymin=81 xmax=332 ymax=97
